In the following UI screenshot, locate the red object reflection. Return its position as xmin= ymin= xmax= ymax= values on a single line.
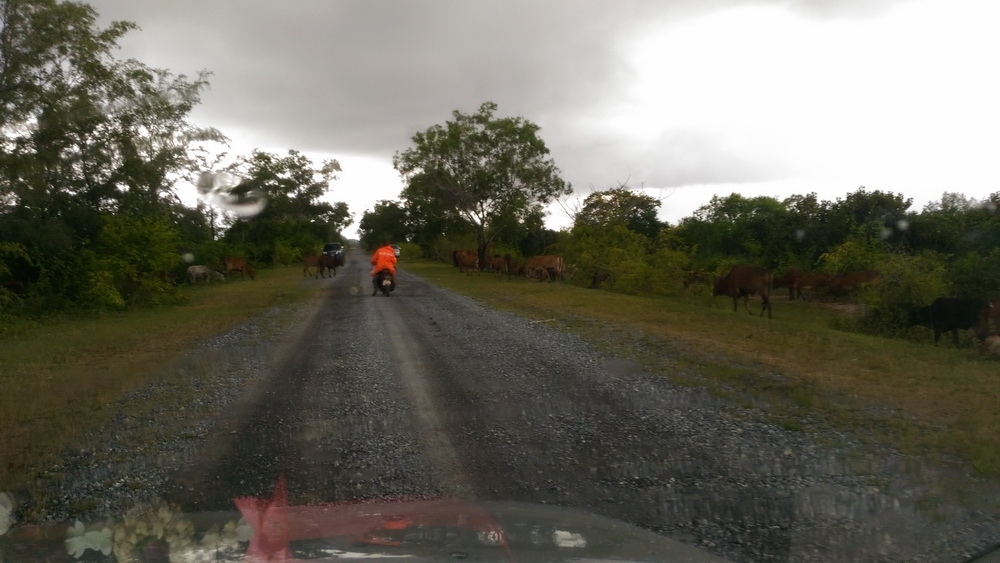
xmin=234 ymin=476 xmax=510 ymax=561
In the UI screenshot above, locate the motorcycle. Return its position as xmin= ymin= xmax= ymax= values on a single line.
xmin=374 ymin=269 xmax=394 ymax=297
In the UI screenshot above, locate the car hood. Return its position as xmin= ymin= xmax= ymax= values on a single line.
xmin=1 ymin=495 xmax=727 ymax=561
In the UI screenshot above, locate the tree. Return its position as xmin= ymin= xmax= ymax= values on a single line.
xmin=0 ymin=0 xmax=223 ymax=309
xmin=678 ymin=193 xmax=789 ymax=267
xmin=574 ymin=185 xmax=663 ymax=240
xmin=400 ymin=171 xmax=476 ymax=253
xmin=222 ymin=149 xmax=349 ymax=264
xmin=358 ymin=200 xmax=409 ymax=250
xmin=826 ymin=187 xmax=912 ymax=247
xmin=393 ymin=101 xmax=571 ymax=266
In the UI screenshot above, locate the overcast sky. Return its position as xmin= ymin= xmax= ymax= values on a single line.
xmin=86 ymin=0 xmax=1000 ymax=238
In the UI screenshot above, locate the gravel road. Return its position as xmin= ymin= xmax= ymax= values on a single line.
xmin=27 ymin=252 xmax=1000 ymax=561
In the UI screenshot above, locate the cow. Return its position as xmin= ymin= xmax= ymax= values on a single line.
xmin=316 ymin=253 xmax=344 ymax=278
xmin=523 ymin=255 xmax=564 ymax=282
xmin=792 ymin=272 xmax=834 ymax=301
xmin=827 ymin=270 xmax=880 ymax=295
xmin=302 ymin=255 xmax=321 ymax=278
xmin=908 ymin=297 xmax=992 ymax=345
xmin=713 ymin=264 xmax=773 ymax=319
xmin=510 ymin=258 xmax=526 ymax=278
xmin=456 ymin=250 xmax=479 ymax=274
xmin=453 ymin=250 xmax=479 ymax=275
xmin=772 ymin=269 xmax=801 ymax=300
xmin=490 ymin=254 xmax=512 ymax=280
xmin=224 ymin=257 xmax=256 ymax=280
xmin=187 ymin=265 xmax=225 ymax=284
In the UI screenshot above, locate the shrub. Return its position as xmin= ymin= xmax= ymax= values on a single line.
xmin=94 ymin=216 xmax=181 ymax=306
xmin=271 ymin=238 xmax=301 ymax=266
xmin=396 ymin=242 xmax=422 ymax=261
xmin=835 ymin=251 xmax=949 ymax=337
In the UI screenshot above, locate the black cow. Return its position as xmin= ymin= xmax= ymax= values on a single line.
xmin=909 ymin=297 xmax=992 ymax=345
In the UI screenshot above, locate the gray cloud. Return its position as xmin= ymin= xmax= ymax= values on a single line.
xmin=84 ymin=0 xmax=926 ymax=215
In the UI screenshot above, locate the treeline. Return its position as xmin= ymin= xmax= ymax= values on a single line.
xmin=360 ymin=99 xmax=1000 ymax=338
xmin=0 ymin=0 xmax=351 ymax=324
xmin=556 ymin=187 xmax=1000 ymax=336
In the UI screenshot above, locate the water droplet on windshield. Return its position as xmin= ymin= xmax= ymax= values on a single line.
xmin=195 ymin=171 xmax=267 ymax=217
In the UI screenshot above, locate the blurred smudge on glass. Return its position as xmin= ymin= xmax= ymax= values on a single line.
xmin=196 ymin=171 xmax=267 ymax=218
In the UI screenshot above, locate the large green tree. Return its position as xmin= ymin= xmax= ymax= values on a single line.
xmin=222 ymin=149 xmax=349 ymax=265
xmin=393 ymin=102 xmax=571 ymax=265
xmin=0 ymin=0 xmax=222 ymax=308
xmin=574 ymin=185 xmax=663 ymax=240
xmin=358 ymin=200 xmax=409 ymax=251
xmin=678 ymin=193 xmax=789 ymax=268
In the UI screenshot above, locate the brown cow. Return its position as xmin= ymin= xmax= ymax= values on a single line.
xmin=792 ymin=272 xmax=834 ymax=301
xmin=523 ymin=255 xmax=564 ymax=282
xmin=490 ymin=254 xmax=512 ymax=280
xmin=453 ymin=250 xmax=479 ymax=275
xmin=224 ymin=257 xmax=256 ymax=280
xmin=713 ymin=264 xmax=773 ymax=319
xmin=302 ymin=255 xmax=321 ymax=278
xmin=828 ymin=270 xmax=880 ymax=295
xmin=510 ymin=257 xmax=526 ymax=277
xmin=772 ymin=269 xmax=801 ymax=300
xmin=316 ymin=253 xmax=344 ymax=278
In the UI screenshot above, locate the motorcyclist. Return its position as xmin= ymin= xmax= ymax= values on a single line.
xmin=370 ymin=240 xmax=398 ymax=295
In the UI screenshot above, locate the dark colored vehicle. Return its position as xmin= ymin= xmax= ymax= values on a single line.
xmin=390 ymin=244 xmax=400 ymax=257
xmin=322 ymin=242 xmax=344 ymax=257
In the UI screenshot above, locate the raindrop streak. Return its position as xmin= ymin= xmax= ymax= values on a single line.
xmin=196 ymin=171 xmax=267 ymax=218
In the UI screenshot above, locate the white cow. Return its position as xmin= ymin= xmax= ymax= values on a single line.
xmin=187 ymin=265 xmax=225 ymax=284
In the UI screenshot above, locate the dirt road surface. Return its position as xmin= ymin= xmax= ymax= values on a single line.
xmin=32 ymin=252 xmax=1000 ymax=561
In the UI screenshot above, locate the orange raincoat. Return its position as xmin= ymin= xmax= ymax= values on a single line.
xmin=370 ymin=244 xmax=397 ymax=276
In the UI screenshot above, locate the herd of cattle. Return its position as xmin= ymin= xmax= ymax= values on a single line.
xmin=186 ymin=250 xmax=997 ymax=347
xmin=185 ymin=257 xmax=256 ymax=284
xmin=452 ymin=250 xmax=566 ymax=282
xmin=185 ymin=253 xmax=346 ymax=286
xmin=453 ymin=252 xmax=999 ymax=347
xmin=710 ymin=266 xmax=997 ymax=345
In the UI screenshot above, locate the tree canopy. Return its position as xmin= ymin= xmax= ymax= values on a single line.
xmin=574 ymin=186 xmax=664 ymax=240
xmin=0 ymin=0 xmax=352 ymax=318
xmin=392 ymin=101 xmax=570 ymax=262
xmin=222 ymin=149 xmax=348 ymax=265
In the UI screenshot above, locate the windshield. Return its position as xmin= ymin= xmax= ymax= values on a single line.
xmin=2 ymin=1 xmax=999 ymax=562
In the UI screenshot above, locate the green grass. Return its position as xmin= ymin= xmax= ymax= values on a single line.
xmin=0 ymin=267 xmax=320 ymax=493
xmin=404 ymin=260 xmax=1000 ymax=478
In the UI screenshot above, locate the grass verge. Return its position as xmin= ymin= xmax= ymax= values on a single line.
xmin=0 ymin=267 xmax=320 ymax=493
xmin=404 ymin=260 xmax=1000 ymax=478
